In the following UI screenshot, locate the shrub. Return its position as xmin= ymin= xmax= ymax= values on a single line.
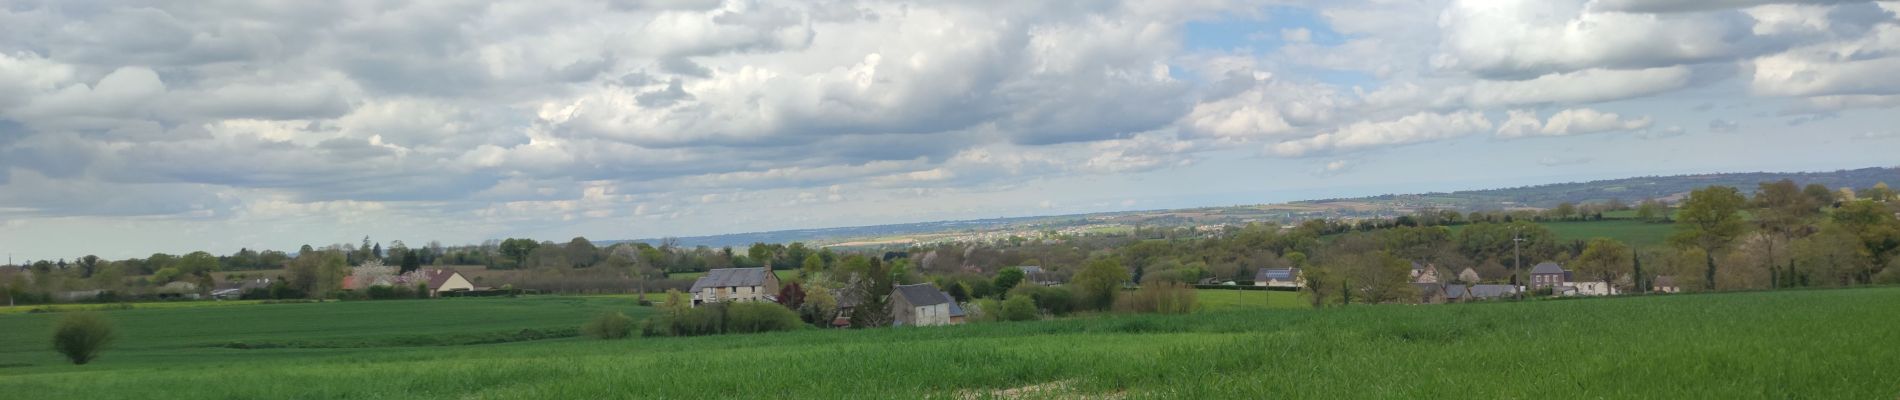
xmin=1017 ymin=285 xmax=1076 ymax=316
xmin=643 ymin=300 xmax=804 ymax=337
xmin=581 ymin=311 xmax=636 ymax=340
xmin=52 ymin=313 xmax=115 ymax=365
xmin=998 ymin=295 xmax=1040 ymax=321
xmin=1115 ymin=282 xmax=1198 ymax=314
xmin=725 ymin=302 xmax=803 ymax=334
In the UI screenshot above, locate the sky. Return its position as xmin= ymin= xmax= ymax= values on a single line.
xmin=1 ymin=0 xmax=1898 ymax=261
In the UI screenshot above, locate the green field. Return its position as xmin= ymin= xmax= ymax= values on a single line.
xmin=4 ymin=288 xmax=1898 ymax=398
xmin=1194 ymin=289 xmax=1307 ymax=312
xmin=0 ymin=296 xmax=650 ymax=370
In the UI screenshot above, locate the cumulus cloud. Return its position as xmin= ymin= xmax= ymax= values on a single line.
xmin=1591 ymin=0 xmax=1865 ymax=14
xmin=1496 ymin=108 xmax=1654 ymax=138
xmin=1268 ymin=111 xmax=1493 ymax=157
xmin=0 ymin=0 xmax=1896 ymax=259
xmin=1435 ymin=0 xmax=1763 ymax=78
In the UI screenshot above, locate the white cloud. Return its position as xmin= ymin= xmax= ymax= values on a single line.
xmin=1436 ymin=0 xmax=1758 ymax=77
xmin=1591 ymin=0 xmax=1865 ymax=14
xmin=1496 ymin=108 xmax=1654 ymax=138
xmin=1268 ymin=111 xmax=1493 ymax=157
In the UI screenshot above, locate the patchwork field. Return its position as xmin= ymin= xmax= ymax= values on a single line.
xmin=3 ymin=288 xmax=1899 ymax=398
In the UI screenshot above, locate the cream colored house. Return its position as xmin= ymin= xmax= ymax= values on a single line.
xmin=689 ymin=267 xmax=781 ymax=307
xmin=1410 ymin=262 xmax=1442 ymax=284
xmin=1566 ymin=281 xmax=1617 ymax=296
xmin=1254 ymin=268 xmax=1303 ymax=288
xmin=415 ymin=269 xmax=475 ymax=297
xmin=891 ymin=283 xmax=961 ymax=327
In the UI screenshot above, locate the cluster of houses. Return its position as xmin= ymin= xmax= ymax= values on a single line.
xmin=1256 ymin=261 xmax=1680 ymax=304
xmin=685 ymin=267 xmax=967 ymax=327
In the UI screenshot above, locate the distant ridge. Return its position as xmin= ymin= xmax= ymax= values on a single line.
xmin=615 ymin=166 xmax=1899 ymax=248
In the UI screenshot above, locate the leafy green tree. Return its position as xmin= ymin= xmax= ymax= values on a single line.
xmin=176 ymin=251 xmax=221 ymax=294
xmin=1671 ymin=186 xmax=1749 ymax=290
xmin=1830 ymin=200 xmax=1900 ymax=282
xmin=52 ymin=313 xmax=114 ymax=365
xmin=399 ymin=250 xmax=421 ymax=274
xmin=1753 ymin=179 xmax=1818 ymax=286
xmin=845 ymin=257 xmax=894 ymax=328
xmin=1860 ymin=182 xmax=1895 ymax=203
xmin=498 ymin=238 xmax=539 ymax=267
xmin=998 ymin=295 xmax=1039 ymax=321
xmin=1803 ymin=184 xmax=1837 ymax=207
xmin=1072 ymin=258 xmax=1130 ymax=311
xmin=1575 ymin=238 xmax=1631 ymax=289
xmin=1554 ymin=202 xmax=1578 ymax=221
xmin=993 ymin=267 xmax=1025 ymax=297
xmin=1636 ymin=198 xmax=1663 ymax=222
xmin=565 ymin=237 xmax=599 ymax=268
xmin=1792 ymin=223 xmax=1871 ymax=287
xmin=800 ymin=253 xmax=826 ymax=277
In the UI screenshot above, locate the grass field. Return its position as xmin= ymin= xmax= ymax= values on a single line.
xmin=0 ymin=296 xmax=649 ymax=369
xmin=1193 ymin=289 xmax=1307 ymax=312
xmin=5 ymin=288 xmax=1899 ymax=398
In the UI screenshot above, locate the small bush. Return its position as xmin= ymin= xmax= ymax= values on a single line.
xmin=998 ymin=295 xmax=1040 ymax=321
xmin=582 ymin=311 xmax=636 ymax=340
xmin=52 ymin=313 xmax=115 ymax=365
xmin=1016 ymin=285 xmax=1076 ymax=316
xmin=642 ymin=301 xmax=804 ymax=337
xmin=724 ymin=302 xmax=803 ymax=334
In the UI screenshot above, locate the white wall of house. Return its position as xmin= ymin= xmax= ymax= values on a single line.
xmin=1570 ymin=281 xmax=1616 ymax=296
xmin=434 ymin=273 xmax=475 ymax=296
xmin=909 ymin=303 xmax=953 ymax=326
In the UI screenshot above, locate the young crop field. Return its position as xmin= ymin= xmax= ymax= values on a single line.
xmin=1193 ymin=289 xmax=1307 ymax=312
xmin=4 ymin=288 xmax=1899 ymax=398
xmin=0 ymin=296 xmax=650 ymax=368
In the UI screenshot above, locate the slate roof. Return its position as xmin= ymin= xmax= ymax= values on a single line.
xmin=1653 ymin=275 xmax=1678 ymax=287
xmin=1467 ymin=284 xmax=1520 ymax=299
xmin=947 ymin=301 xmax=967 ymax=317
xmin=689 ymin=268 xmax=771 ymax=292
xmin=1444 ymin=284 xmax=1472 ymax=299
xmin=1017 ymin=266 xmax=1045 ymax=275
xmin=893 ymin=283 xmax=954 ymax=307
xmin=1255 ymin=268 xmax=1300 ymax=281
xmin=421 ymin=269 xmax=462 ymax=290
xmin=1530 ymin=262 xmax=1566 ymax=275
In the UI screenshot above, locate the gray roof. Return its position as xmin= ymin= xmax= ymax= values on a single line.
xmin=1412 ymin=261 xmax=1427 ymax=271
xmin=1255 ymin=268 xmax=1300 ymax=281
xmin=689 ymin=268 xmax=772 ymax=292
xmin=947 ymin=301 xmax=967 ymax=317
xmin=893 ymin=283 xmax=954 ymax=307
xmin=1444 ymin=285 xmax=1472 ymax=299
xmin=1654 ymin=275 xmax=1678 ymax=287
xmin=1017 ymin=266 xmax=1045 ymax=275
xmin=1467 ymin=284 xmax=1520 ymax=299
xmin=1530 ymin=262 xmax=1566 ymax=275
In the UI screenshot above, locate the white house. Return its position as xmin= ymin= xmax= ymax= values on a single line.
xmin=689 ymin=267 xmax=780 ymax=307
xmin=891 ymin=283 xmax=961 ymax=327
xmin=411 ymin=269 xmax=475 ymax=297
xmin=1254 ymin=268 xmax=1303 ymax=288
xmin=1566 ymin=281 xmax=1618 ymax=296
